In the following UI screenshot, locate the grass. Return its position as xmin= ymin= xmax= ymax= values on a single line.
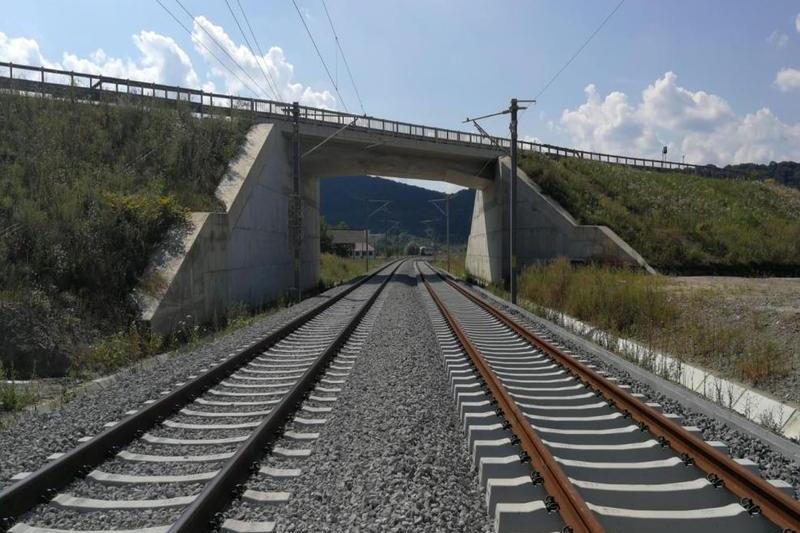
xmin=520 ymin=153 xmax=800 ymax=274
xmin=516 ymin=259 xmax=794 ymax=387
xmin=319 ymin=253 xmax=385 ymax=288
xmin=431 ymin=252 xmax=467 ymax=279
xmin=0 ymin=363 xmax=39 ymax=413
xmin=0 ymin=92 xmax=251 ymax=379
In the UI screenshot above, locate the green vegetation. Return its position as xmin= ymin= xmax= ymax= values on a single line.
xmin=431 ymin=252 xmax=467 ymax=279
xmin=0 ymin=93 xmax=251 ymax=378
xmin=319 ymin=253 xmax=374 ymax=288
xmin=516 ymin=259 xmax=793 ymax=386
xmin=520 ymin=153 xmax=800 ymax=274
xmin=726 ymin=161 xmax=800 ymax=190
xmin=0 ymin=363 xmax=39 ymax=413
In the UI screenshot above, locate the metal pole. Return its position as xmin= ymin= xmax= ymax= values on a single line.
xmin=446 ymin=193 xmax=450 ymax=273
xmin=291 ymin=102 xmax=302 ymax=302
xmin=364 ymin=200 xmax=369 ymax=273
xmin=510 ymin=98 xmax=518 ymax=304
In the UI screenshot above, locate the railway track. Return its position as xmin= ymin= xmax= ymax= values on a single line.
xmin=0 ymin=260 xmax=403 ymax=533
xmin=416 ymin=260 xmax=800 ymax=533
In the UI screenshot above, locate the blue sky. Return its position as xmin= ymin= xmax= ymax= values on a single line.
xmin=2 ymin=1 xmax=800 ymax=193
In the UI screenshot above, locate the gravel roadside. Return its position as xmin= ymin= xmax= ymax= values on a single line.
xmin=0 ymin=281 xmax=357 ymax=489
xmin=260 ymin=264 xmax=491 ymax=532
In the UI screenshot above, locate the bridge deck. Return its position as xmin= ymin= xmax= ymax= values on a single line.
xmin=0 ymin=61 xmax=706 ymax=174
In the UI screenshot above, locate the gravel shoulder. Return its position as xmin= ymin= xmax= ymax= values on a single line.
xmin=0 ymin=281 xmax=356 ymax=489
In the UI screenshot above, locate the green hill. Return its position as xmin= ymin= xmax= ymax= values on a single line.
xmin=521 ymin=153 xmax=800 ymax=275
xmin=320 ymin=176 xmax=475 ymax=243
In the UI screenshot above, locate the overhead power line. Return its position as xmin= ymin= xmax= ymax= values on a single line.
xmin=291 ymin=0 xmax=350 ymax=112
xmin=534 ymin=0 xmax=625 ymax=101
xmin=172 ymin=0 xmax=272 ymax=99
xmin=320 ymin=0 xmax=366 ymax=114
xmin=155 ymin=0 xmax=266 ymax=98
xmin=233 ymin=0 xmax=286 ymax=102
xmin=223 ymin=0 xmax=282 ymax=100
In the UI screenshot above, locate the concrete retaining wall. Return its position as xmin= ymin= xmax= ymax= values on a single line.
xmin=466 ymin=156 xmax=653 ymax=285
xmin=136 ymin=123 xmax=319 ymax=334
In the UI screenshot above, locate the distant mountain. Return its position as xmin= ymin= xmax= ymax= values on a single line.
xmin=319 ymin=176 xmax=475 ymax=243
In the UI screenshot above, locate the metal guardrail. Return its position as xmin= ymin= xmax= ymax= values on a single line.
xmin=0 ymin=61 xmax=705 ymax=173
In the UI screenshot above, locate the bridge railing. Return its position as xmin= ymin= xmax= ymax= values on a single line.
xmin=0 ymin=61 xmax=706 ymax=174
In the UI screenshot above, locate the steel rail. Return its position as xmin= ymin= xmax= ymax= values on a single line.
xmin=169 ymin=260 xmax=403 ymax=532
xmin=418 ymin=264 xmax=604 ymax=533
xmin=0 ymin=260 xmax=400 ymax=529
xmin=433 ymin=267 xmax=800 ymax=532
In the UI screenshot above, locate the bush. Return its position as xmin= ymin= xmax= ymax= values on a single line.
xmin=0 ymin=93 xmax=250 ymax=377
xmin=73 ymin=323 xmax=161 ymax=376
xmin=319 ymin=253 xmax=369 ymax=288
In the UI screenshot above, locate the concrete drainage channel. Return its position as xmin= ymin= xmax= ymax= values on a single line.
xmin=0 ymin=261 xmax=402 ymax=533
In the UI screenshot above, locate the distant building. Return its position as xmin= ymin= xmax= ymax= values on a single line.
xmin=353 ymin=242 xmax=375 ymax=258
xmin=329 ymin=228 xmax=374 ymax=258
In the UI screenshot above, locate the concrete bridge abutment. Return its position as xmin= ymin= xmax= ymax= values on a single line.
xmin=465 ymin=156 xmax=653 ymax=285
xmin=137 ymin=123 xmax=320 ymax=334
xmin=137 ymin=123 xmax=651 ymax=335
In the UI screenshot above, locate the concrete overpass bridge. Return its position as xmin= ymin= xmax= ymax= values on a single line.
xmin=2 ymin=62 xmax=662 ymax=332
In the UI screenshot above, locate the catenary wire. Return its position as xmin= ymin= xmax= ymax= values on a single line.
xmin=321 ymin=0 xmax=366 ymax=114
xmin=231 ymin=0 xmax=286 ymax=101
xmin=291 ymin=0 xmax=350 ymax=112
xmin=172 ymin=0 xmax=272 ymax=99
xmin=223 ymin=0 xmax=281 ymax=100
xmin=155 ymin=0 xmax=266 ymax=99
xmin=534 ymin=0 xmax=625 ymax=101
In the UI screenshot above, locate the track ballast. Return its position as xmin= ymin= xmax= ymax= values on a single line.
xmin=0 ymin=261 xmax=402 ymax=533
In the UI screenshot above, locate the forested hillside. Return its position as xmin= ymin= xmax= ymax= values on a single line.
xmin=725 ymin=161 xmax=800 ymax=190
xmin=320 ymin=176 xmax=475 ymax=242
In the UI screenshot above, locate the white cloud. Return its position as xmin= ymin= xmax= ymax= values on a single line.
xmin=796 ymin=13 xmax=800 ymax=33
xmin=775 ymin=67 xmax=800 ymax=92
xmin=559 ymin=83 xmax=663 ymax=157
xmin=62 ymin=31 xmax=202 ymax=88
xmin=383 ymin=177 xmax=466 ymax=194
xmin=0 ymin=31 xmax=53 ymax=67
xmin=1 ymin=19 xmax=335 ymax=107
xmin=190 ymin=16 xmax=335 ymax=108
xmin=557 ymin=71 xmax=800 ymax=165
xmin=1 ymin=29 xmax=201 ymax=88
xmin=767 ymin=30 xmax=788 ymax=49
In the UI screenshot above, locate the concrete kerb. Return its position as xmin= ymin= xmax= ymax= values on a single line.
xmin=453 ymin=278 xmax=800 ymax=464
